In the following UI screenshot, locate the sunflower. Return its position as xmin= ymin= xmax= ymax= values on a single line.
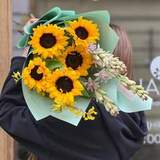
xmin=58 ymin=45 xmax=93 ymax=76
xmin=28 ymin=24 xmax=68 ymax=59
xmin=46 ymin=68 xmax=84 ymax=109
xmin=67 ymin=17 xmax=100 ymax=47
xmin=22 ymin=57 xmax=51 ymax=94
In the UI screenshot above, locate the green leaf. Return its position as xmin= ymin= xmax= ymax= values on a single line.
xmin=81 ymin=86 xmax=91 ymax=98
xmin=46 ymin=59 xmax=63 ymax=70
xmin=79 ymin=78 xmax=91 ymax=98
xmin=81 ymin=82 xmax=91 ymax=98
xmin=64 ymin=20 xmax=70 ymax=25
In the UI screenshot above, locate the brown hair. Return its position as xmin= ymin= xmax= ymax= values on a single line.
xmin=111 ymin=24 xmax=133 ymax=79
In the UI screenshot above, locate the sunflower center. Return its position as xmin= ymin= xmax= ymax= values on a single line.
xmin=40 ymin=33 xmax=56 ymax=48
xmin=75 ymin=27 xmax=89 ymax=40
xmin=30 ymin=65 xmax=43 ymax=81
xmin=66 ymin=51 xmax=83 ymax=70
xmin=56 ymin=76 xmax=73 ymax=93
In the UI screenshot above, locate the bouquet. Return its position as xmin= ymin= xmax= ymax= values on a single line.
xmin=13 ymin=7 xmax=152 ymax=126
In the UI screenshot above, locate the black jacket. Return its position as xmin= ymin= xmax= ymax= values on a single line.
xmin=0 ymin=57 xmax=147 ymax=160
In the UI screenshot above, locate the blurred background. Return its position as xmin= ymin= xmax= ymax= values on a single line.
xmin=12 ymin=0 xmax=160 ymax=159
